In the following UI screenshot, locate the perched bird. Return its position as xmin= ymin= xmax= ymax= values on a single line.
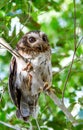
xmin=0 ymin=31 xmax=52 ymax=121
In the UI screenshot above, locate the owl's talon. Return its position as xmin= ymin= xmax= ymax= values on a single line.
xmin=43 ymin=82 xmax=55 ymax=93
xmin=43 ymin=82 xmax=50 ymax=91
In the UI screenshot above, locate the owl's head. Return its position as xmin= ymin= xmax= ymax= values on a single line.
xmin=17 ymin=31 xmax=50 ymax=53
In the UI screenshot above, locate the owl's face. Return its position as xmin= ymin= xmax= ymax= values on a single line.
xmin=17 ymin=31 xmax=50 ymax=52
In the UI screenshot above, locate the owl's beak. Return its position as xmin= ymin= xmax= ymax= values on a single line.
xmin=37 ymin=44 xmax=43 ymax=51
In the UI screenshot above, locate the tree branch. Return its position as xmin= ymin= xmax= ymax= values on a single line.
xmin=0 ymin=38 xmax=28 ymax=63
xmin=46 ymin=91 xmax=78 ymax=126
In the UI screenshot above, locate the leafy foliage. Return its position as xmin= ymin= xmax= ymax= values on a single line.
xmin=0 ymin=0 xmax=83 ymax=129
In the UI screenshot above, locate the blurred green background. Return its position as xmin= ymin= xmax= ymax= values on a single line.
xmin=0 ymin=0 xmax=83 ymax=129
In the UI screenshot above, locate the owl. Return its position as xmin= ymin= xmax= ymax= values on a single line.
xmin=9 ymin=30 xmax=52 ymax=121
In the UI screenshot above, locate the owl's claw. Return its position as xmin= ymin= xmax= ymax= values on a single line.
xmin=43 ymin=82 xmax=55 ymax=93
xmin=38 ymin=83 xmax=52 ymax=94
xmin=38 ymin=82 xmax=55 ymax=94
xmin=43 ymin=82 xmax=50 ymax=91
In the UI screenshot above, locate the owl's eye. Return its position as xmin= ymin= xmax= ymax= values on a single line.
xmin=29 ymin=37 xmax=36 ymax=43
xmin=42 ymin=35 xmax=48 ymax=42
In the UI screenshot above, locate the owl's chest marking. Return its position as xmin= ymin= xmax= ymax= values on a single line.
xmin=16 ymin=51 xmax=51 ymax=96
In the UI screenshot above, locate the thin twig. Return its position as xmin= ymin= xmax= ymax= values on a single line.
xmin=62 ymin=0 xmax=77 ymax=103
xmin=73 ymin=0 xmax=77 ymax=50
xmin=62 ymin=51 xmax=76 ymax=103
xmin=35 ymin=119 xmax=41 ymax=130
xmin=76 ymin=36 xmax=83 ymax=50
xmin=53 ymin=54 xmax=83 ymax=77
xmin=53 ymin=36 xmax=83 ymax=76
xmin=0 ymin=121 xmax=21 ymax=130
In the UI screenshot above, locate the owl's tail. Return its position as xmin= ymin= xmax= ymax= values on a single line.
xmin=16 ymin=99 xmax=31 ymax=121
xmin=16 ymin=105 xmax=30 ymax=121
xmin=16 ymin=97 xmax=38 ymax=121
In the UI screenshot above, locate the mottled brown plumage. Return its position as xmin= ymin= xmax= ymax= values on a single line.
xmin=9 ymin=30 xmax=52 ymax=121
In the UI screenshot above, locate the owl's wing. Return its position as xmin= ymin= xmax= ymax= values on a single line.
xmin=9 ymin=57 xmax=21 ymax=108
xmin=9 ymin=57 xmax=34 ymax=120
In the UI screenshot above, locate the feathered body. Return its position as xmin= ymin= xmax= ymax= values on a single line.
xmin=9 ymin=31 xmax=52 ymax=121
